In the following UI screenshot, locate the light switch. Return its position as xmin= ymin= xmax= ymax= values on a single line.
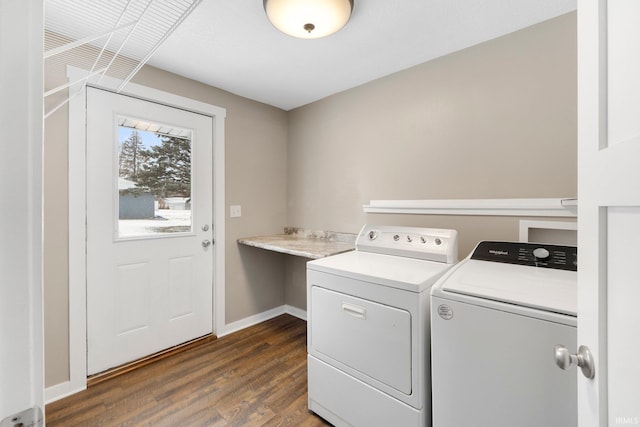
xmin=230 ymin=205 xmax=242 ymax=218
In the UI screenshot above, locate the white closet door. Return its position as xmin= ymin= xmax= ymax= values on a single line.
xmin=578 ymin=1 xmax=640 ymax=425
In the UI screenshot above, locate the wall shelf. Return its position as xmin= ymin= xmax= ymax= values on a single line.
xmin=363 ymin=198 xmax=577 ymax=217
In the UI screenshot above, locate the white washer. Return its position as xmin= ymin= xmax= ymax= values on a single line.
xmin=430 ymin=241 xmax=578 ymax=427
xmin=307 ymin=225 xmax=459 ymax=427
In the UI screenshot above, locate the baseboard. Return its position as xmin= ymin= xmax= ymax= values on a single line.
xmin=285 ymin=304 xmax=307 ymax=321
xmin=45 ymin=380 xmax=86 ymax=404
xmin=217 ymin=305 xmax=286 ymax=337
xmin=218 ymin=304 xmax=308 ymax=337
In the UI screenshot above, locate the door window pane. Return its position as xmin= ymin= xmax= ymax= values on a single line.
xmin=117 ymin=116 xmax=193 ymax=238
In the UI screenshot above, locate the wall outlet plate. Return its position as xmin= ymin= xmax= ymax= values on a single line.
xmin=230 ymin=205 xmax=242 ymax=218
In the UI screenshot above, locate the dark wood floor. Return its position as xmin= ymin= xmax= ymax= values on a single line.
xmin=46 ymin=314 xmax=331 ymax=426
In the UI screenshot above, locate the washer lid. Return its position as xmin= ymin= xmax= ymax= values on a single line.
xmin=441 ymin=259 xmax=577 ymax=316
xmin=308 ymin=250 xmax=453 ymax=292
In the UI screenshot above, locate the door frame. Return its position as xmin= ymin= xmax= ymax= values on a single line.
xmin=49 ymin=66 xmax=226 ymax=401
xmin=0 ymin=0 xmax=44 ymax=421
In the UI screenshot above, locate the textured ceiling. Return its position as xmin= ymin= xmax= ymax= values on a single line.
xmin=49 ymin=0 xmax=578 ymax=111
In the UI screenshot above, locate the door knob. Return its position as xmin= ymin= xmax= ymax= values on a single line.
xmin=202 ymin=239 xmax=211 ymax=248
xmin=554 ymin=344 xmax=595 ymax=379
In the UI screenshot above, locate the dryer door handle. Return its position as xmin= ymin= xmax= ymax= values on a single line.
xmin=342 ymin=303 xmax=367 ymax=320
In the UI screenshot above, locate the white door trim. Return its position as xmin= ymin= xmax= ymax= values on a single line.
xmin=52 ymin=66 xmax=226 ymax=402
xmin=0 ymin=0 xmax=44 ymax=419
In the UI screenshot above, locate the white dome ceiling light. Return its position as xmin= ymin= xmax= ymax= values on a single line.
xmin=263 ymin=0 xmax=354 ymax=39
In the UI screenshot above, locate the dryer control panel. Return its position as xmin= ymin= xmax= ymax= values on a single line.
xmin=471 ymin=241 xmax=577 ymax=271
xmin=356 ymin=225 xmax=458 ymax=264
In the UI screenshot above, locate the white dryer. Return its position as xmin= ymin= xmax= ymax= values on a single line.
xmin=307 ymin=225 xmax=459 ymax=427
xmin=430 ymin=241 xmax=578 ymax=427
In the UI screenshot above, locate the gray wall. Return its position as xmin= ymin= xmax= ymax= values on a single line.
xmin=44 ymin=12 xmax=577 ymax=388
xmin=284 ymin=13 xmax=577 ymax=309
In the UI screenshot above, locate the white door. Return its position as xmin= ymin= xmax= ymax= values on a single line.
xmin=0 ymin=0 xmax=44 ymax=425
xmin=578 ymin=1 xmax=640 ymax=425
xmin=86 ymin=87 xmax=213 ymax=375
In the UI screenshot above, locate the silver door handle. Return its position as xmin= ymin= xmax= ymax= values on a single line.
xmin=554 ymin=344 xmax=595 ymax=379
xmin=202 ymin=239 xmax=211 ymax=248
xmin=341 ymin=303 xmax=366 ymax=320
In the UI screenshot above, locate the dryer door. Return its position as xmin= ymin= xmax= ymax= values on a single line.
xmin=309 ymin=286 xmax=412 ymax=394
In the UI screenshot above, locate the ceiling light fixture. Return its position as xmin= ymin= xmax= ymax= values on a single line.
xmin=263 ymin=0 xmax=354 ymax=39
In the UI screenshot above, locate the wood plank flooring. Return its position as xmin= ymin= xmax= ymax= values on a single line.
xmin=46 ymin=314 xmax=331 ymax=426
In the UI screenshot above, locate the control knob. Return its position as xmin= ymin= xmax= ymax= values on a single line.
xmin=533 ymin=247 xmax=550 ymax=259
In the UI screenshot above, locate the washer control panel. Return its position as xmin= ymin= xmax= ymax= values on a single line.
xmin=471 ymin=241 xmax=577 ymax=271
xmin=356 ymin=225 xmax=458 ymax=264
